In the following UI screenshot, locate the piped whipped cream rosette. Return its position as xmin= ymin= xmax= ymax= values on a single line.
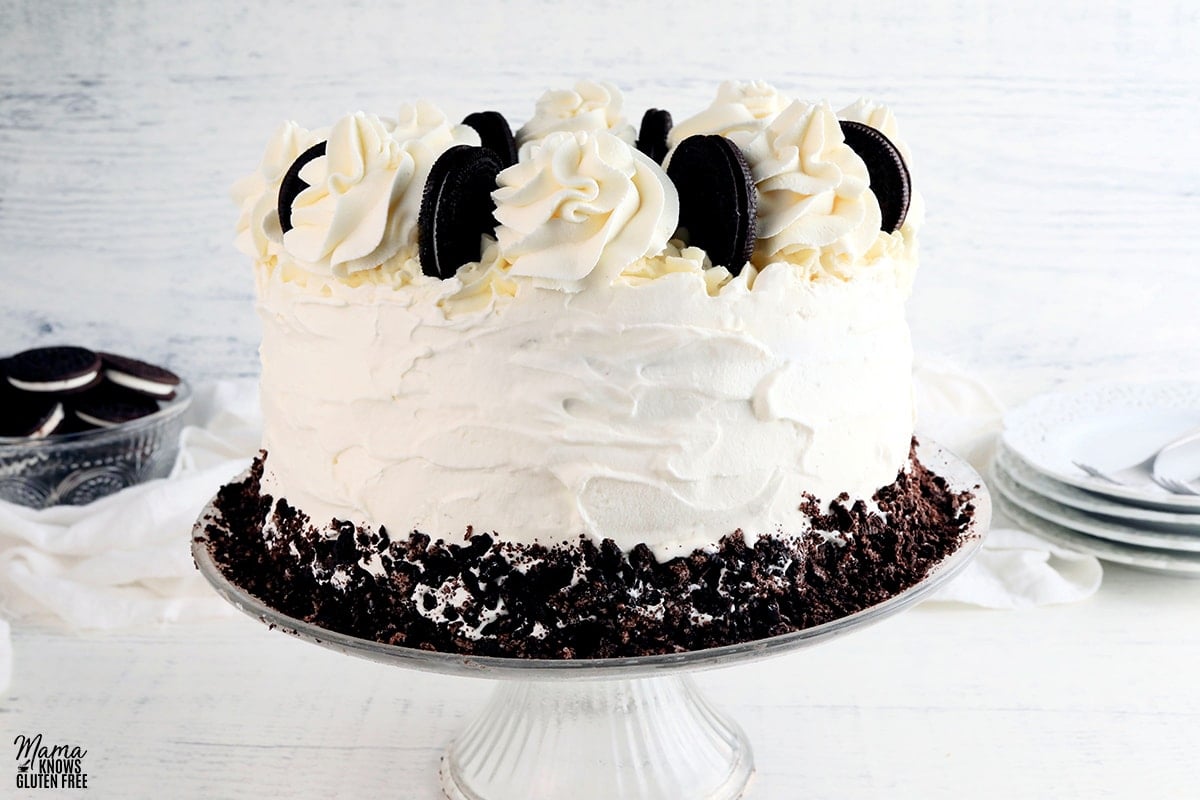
xmin=741 ymin=99 xmax=884 ymax=271
xmin=667 ymin=79 xmax=795 ymax=149
xmin=664 ymin=83 xmax=918 ymax=282
xmin=232 ymin=120 xmax=328 ymax=264
xmin=281 ymin=109 xmax=481 ymax=277
xmin=492 ymin=130 xmax=679 ymax=292
xmin=516 ymin=80 xmax=637 ymax=150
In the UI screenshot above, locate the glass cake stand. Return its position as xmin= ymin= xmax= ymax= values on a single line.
xmin=192 ymin=442 xmax=990 ymax=800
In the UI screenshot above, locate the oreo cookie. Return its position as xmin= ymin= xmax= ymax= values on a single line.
xmin=71 ymin=383 xmax=161 ymax=429
xmin=0 ymin=382 xmax=65 ymax=439
xmin=665 ymin=135 xmax=757 ymax=273
xmin=462 ymin=111 xmax=518 ymax=169
xmin=6 ymin=346 xmax=101 ymax=394
xmin=277 ymin=141 xmax=327 ymax=234
xmin=636 ymin=108 xmax=673 ymax=165
xmin=839 ymin=120 xmax=911 ymax=233
xmin=100 ymin=353 xmax=181 ymax=399
xmin=418 ymin=145 xmax=503 ymax=279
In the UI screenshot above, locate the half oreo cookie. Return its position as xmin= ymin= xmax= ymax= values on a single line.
xmin=418 ymin=145 xmax=503 ymax=280
xmin=100 ymin=353 xmax=181 ymax=399
xmin=277 ymin=141 xmax=327 ymax=234
xmin=636 ymin=108 xmax=673 ymax=165
xmin=666 ymin=135 xmax=757 ymax=273
xmin=839 ymin=120 xmax=911 ymax=233
xmin=5 ymin=346 xmax=101 ymax=394
xmin=462 ymin=111 xmax=519 ymax=169
xmin=71 ymin=383 xmax=161 ymax=429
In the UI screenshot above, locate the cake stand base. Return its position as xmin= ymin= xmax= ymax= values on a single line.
xmin=439 ymin=675 xmax=753 ymax=800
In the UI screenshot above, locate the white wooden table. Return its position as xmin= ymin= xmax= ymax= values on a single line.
xmin=3 ymin=2 xmax=1200 ymax=798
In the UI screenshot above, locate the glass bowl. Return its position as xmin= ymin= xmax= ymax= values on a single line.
xmin=0 ymin=381 xmax=193 ymax=508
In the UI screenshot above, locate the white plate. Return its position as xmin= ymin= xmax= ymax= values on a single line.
xmin=1002 ymin=381 xmax=1200 ymax=512
xmin=994 ymin=444 xmax=1200 ymax=533
xmin=991 ymin=460 xmax=1200 ymax=552
xmin=996 ymin=494 xmax=1200 ymax=578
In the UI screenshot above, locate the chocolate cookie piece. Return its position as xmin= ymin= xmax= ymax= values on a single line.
xmin=462 ymin=111 xmax=518 ymax=169
xmin=665 ymin=135 xmax=757 ymax=273
xmin=5 ymin=346 xmax=101 ymax=394
xmin=100 ymin=353 xmax=181 ymax=399
xmin=0 ymin=383 xmax=65 ymax=439
xmin=277 ymin=141 xmax=327 ymax=234
xmin=839 ymin=120 xmax=911 ymax=233
xmin=636 ymin=108 xmax=673 ymax=164
xmin=70 ymin=383 xmax=161 ymax=428
xmin=418 ymin=145 xmax=503 ymax=279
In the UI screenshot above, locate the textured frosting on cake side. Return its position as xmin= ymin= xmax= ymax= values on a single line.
xmin=256 ymin=251 xmax=914 ymax=560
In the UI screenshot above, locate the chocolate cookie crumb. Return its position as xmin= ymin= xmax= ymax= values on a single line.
xmin=196 ymin=439 xmax=974 ymax=659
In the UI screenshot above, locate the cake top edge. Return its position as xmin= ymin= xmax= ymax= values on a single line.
xmin=233 ymin=80 xmax=921 ymax=300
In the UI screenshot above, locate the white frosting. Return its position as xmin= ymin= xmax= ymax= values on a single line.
xmin=516 ymin=80 xmax=636 ymax=149
xmin=743 ymin=100 xmax=882 ymax=267
xmin=232 ymin=120 xmax=327 ymax=263
xmin=667 ymin=80 xmax=793 ymax=149
xmin=838 ymin=98 xmax=913 ymax=166
xmin=493 ymin=131 xmax=679 ymax=292
xmin=256 ymin=253 xmax=916 ymax=561
xmin=838 ymin=97 xmax=927 ymax=234
xmin=280 ymin=108 xmax=479 ymax=276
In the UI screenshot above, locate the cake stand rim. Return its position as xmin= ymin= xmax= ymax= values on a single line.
xmin=191 ymin=439 xmax=991 ymax=681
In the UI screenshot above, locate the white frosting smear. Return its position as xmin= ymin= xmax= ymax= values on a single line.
xmin=257 ymin=256 xmax=915 ymax=560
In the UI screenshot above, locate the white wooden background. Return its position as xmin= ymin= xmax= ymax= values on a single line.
xmin=3 ymin=2 xmax=1200 ymax=798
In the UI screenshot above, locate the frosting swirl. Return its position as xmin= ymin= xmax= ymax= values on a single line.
xmin=516 ymin=80 xmax=636 ymax=149
xmin=232 ymin=120 xmax=326 ymax=262
xmin=668 ymin=80 xmax=793 ymax=148
xmin=839 ymin=97 xmax=925 ymax=234
xmin=839 ymin=98 xmax=914 ymax=168
xmin=743 ymin=100 xmax=881 ymax=266
xmin=389 ymin=100 xmax=454 ymax=141
xmin=493 ymin=131 xmax=679 ymax=292
xmin=281 ymin=108 xmax=479 ymax=276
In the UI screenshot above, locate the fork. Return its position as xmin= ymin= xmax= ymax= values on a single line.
xmin=1071 ymin=452 xmax=1158 ymax=486
xmin=1153 ymin=474 xmax=1200 ymax=496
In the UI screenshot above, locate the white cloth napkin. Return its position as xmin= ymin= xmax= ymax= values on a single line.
xmin=0 ymin=381 xmax=260 ymax=673
xmin=913 ymin=358 xmax=1103 ymax=608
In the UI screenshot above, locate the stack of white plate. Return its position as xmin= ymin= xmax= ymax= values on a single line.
xmin=996 ymin=382 xmax=1200 ymax=578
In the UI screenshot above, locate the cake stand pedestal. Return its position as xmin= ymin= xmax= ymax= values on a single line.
xmin=193 ymin=443 xmax=989 ymax=800
xmin=439 ymin=675 xmax=752 ymax=799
